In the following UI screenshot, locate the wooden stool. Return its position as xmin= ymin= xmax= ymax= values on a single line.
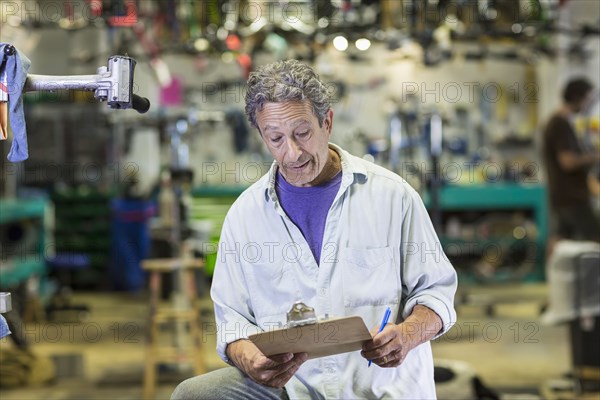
xmin=142 ymin=258 xmax=205 ymax=400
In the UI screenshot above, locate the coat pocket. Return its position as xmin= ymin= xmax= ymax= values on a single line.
xmin=341 ymin=246 xmax=400 ymax=308
xmin=243 ymin=262 xmax=300 ymax=325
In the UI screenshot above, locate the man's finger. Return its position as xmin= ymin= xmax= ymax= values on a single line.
xmin=270 ymin=363 xmax=299 ymax=386
xmin=263 ymin=352 xmax=294 ymax=368
xmin=364 ymin=346 xmax=390 ymax=361
xmin=369 ymin=323 xmax=392 ymax=337
xmin=363 ymin=328 xmax=393 ymax=352
xmin=266 ymin=367 xmax=296 ymax=388
xmin=268 ymin=355 xmax=306 ymax=387
xmin=269 ymin=353 xmax=294 ymax=363
xmin=377 ymin=349 xmax=403 ymax=367
xmin=272 ymin=353 xmax=308 ymax=375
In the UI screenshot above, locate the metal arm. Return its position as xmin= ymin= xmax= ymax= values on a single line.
xmin=23 ymin=54 xmax=150 ymax=113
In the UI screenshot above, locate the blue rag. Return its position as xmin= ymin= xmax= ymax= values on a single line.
xmin=0 ymin=314 xmax=10 ymax=339
xmin=0 ymin=43 xmax=31 ymax=162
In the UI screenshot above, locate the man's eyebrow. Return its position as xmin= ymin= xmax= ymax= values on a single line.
xmin=263 ymin=124 xmax=279 ymax=132
xmin=263 ymin=119 xmax=310 ymax=132
xmin=292 ymin=119 xmax=311 ymax=128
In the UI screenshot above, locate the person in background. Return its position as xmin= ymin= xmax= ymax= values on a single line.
xmin=172 ymin=60 xmax=457 ymax=399
xmin=543 ymin=78 xmax=600 ymax=244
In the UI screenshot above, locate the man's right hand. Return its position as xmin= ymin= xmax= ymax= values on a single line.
xmin=226 ymin=339 xmax=308 ymax=388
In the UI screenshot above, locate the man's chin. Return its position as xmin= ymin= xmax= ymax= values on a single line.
xmin=281 ymin=171 xmax=313 ymax=186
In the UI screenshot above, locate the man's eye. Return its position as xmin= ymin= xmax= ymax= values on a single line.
xmin=271 ymin=137 xmax=282 ymax=143
xmin=297 ymin=131 xmax=309 ymax=137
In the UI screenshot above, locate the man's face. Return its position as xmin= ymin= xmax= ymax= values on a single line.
xmin=574 ymin=90 xmax=597 ymax=114
xmin=256 ymin=101 xmax=333 ymax=187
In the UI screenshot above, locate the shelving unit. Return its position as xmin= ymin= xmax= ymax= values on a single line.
xmin=0 ymin=199 xmax=49 ymax=289
xmin=51 ymin=189 xmax=113 ymax=288
xmin=423 ymin=183 xmax=548 ymax=282
xmin=190 ymin=186 xmax=247 ymax=276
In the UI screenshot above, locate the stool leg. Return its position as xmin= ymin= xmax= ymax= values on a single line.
xmin=143 ymin=322 xmax=158 ymax=399
xmin=143 ymin=271 xmax=161 ymax=399
xmin=185 ymin=269 xmax=205 ymax=375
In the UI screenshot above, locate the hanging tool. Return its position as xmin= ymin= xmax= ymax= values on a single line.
xmin=23 ymin=55 xmax=150 ymax=113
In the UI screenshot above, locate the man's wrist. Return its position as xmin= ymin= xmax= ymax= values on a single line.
xmin=396 ymin=322 xmax=420 ymax=352
xmin=226 ymin=339 xmax=250 ymax=368
xmin=400 ymin=305 xmax=444 ymax=347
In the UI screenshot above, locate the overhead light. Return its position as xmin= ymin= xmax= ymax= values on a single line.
xmin=318 ymin=17 xmax=329 ymax=29
xmin=224 ymin=20 xmax=235 ymax=31
xmin=194 ymin=38 xmax=210 ymax=52
xmin=485 ymin=8 xmax=497 ymax=20
xmin=221 ymin=52 xmax=235 ymax=63
xmin=511 ymin=23 xmax=523 ymax=34
xmin=355 ymin=38 xmax=371 ymax=51
xmin=333 ymin=36 xmax=349 ymax=52
xmin=217 ymin=27 xmax=228 ymax=41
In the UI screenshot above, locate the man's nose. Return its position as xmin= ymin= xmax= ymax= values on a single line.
xmin=286 ymin=139 xmax=302 ymax=161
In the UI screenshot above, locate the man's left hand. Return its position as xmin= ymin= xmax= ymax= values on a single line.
xmin=360 ymin=305 xmax=443 ymax=368
xmin=360 ymin=323 xmax=414 ymax=368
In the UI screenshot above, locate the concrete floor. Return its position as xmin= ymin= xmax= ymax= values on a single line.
xmin=0 ymin=282 xmax=591 ymax=400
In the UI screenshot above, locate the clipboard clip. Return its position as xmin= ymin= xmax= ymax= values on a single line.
xmin=286 ymin=302 xmax=317 ymax=328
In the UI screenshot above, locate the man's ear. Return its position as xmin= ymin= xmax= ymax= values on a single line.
xmin=324 ymin=108 xmax=334 ymax=134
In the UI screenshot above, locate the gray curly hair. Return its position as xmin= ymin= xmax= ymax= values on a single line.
xmin=245 ymin=60 xmax=331 ymax=132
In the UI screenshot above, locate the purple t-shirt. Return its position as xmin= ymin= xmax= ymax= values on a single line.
xmin=276 ymin=171 xmax=342 ymax=265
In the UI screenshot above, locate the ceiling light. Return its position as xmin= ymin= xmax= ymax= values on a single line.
xmin=333 ymin=36 xmax=349 ymax=52
xmin=511 ymin=23 xmax=523 ymax=34
xmin=194 ymin=38 xmax=210 ymax=52
xmin=485 ymin=8 xmax=497 ymax=20
xmin=221 ymin=52 xmax=235 ymax=63
xmin=355 ymin=38 xmax=371 ymax=51
xmin=318 ymin=17 xmax=329 ymax=29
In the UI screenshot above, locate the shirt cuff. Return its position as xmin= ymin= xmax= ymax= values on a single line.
xmin=402 ymin=294 xmax=456 ymax=340
xmin=216 ymin=320 xmax=261 ymax=364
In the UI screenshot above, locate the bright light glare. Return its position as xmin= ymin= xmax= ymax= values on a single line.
xmin=194 ymin=38 xmax=210 ymax=52
xmin=355 ymin=38 xmax=371 ymax=51
xmin=333 ymin=36 xmax=349 ymax=51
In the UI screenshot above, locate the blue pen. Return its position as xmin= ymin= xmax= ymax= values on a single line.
xmin=368 ymin=306 xmax=392 ymax=367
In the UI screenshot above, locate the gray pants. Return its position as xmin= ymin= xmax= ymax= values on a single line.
xmin=171 ymin=367 xmax=289 ymax=400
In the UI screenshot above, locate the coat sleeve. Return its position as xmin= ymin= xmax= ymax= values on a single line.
xmin=210 ymin=213 xmax=261 ymax=364
xmin=399 ymin=187 xmax=458 ymax=338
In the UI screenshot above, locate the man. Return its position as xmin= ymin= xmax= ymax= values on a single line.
xmin=542 ymin=78 xmax=600 ymax=242
xmin=172 ymin=60 xmax=457 ymax=399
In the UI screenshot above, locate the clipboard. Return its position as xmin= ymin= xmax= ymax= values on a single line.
xmin=248 ymin=302 xmax=372 ymax=359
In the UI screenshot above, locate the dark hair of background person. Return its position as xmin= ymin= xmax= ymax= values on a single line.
xmin=562 ymin=78 xmax=594 ymax=104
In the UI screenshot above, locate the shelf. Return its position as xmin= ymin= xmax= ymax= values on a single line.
xmin=422 ymin=183 xmax=546 ymax=210
xmin=0 ymin=199 xmax=49 ymax=288
xmin=192 ymin=185 xmax=248 ymax=198
xmin=424 ymin=183 xmax=548 ymax=282
xmin=52 ymin=191 xmax=113 ymax=289
xmin=0 ymin=257 xmax=46 ymax=289
xmin=0 ymin=199 xmax=47 ymax=224
xmin=439 ymin=235 xmax=530 ymax=248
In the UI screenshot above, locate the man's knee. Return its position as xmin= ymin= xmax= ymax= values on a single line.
xmin=170 ymin=367 xmax=251 ymax=400
xmin=171 ymin=376 xmax=203 ymax=400
xmin=171 ymin=367 xmax=288 ymax=400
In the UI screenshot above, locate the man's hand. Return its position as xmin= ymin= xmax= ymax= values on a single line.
xmin=361 ymin=305 xmax=443 ymax=368
xmin=360 ymin=323 xmax=414 ymax=368
xmin=226 ymin=339 xmax=308 ymax=387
